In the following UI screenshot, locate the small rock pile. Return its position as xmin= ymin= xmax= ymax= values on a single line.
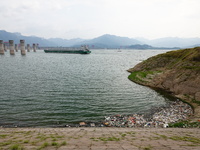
xmin=102 ymin=100 xmax=193 ymax=128
xmin=103 ymin=114 xmax=146 ymax=127
xmin=152 ymin=100 xmax=193 ymax=126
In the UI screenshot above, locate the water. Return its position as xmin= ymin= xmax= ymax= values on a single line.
xmin=0 ymin=49 xmax=171 ymax=127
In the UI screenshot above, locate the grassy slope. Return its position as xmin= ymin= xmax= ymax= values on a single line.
xmin=128 ymin=47 xmax=200 ymax=84
xmin=128 ymin=47 xmax=200 ymax=121
xmin=128 ymin=47 xmax=200 ymax=72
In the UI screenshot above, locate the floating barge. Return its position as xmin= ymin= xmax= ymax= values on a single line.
xmin=44 ymin=45 xmax=91 ymax=54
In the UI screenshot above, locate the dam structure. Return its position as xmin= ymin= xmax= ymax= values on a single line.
xmin=0 ymin=40 xmax=4 ymax=55
xmin=9 ymin=40 xmax=15 ymax=55
xmin=0 ymin=40 xmax=37 ymax=55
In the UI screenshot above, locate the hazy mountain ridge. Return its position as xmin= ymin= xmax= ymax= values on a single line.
xmin=48 ymin=38 xmax=84 ymax=47
xmin=0 ymin=30 xmax=56 ymax=46
xmin=0 ymin=30 xmax=200 ymax=48
xmin=77 ymin=34 xmax=142 ymax=48
xmin=136 ymin=37 xmax=200 ymax=48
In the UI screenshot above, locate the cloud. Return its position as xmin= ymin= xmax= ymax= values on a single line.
xmin=0 ymin=0 xmax=200 ymax=39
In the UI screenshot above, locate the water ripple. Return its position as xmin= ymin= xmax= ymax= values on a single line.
xmin=0 ymin=49 xmax=171 ymax=127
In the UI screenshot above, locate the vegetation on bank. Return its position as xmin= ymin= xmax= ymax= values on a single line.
xmin=128 ymin=47 xmax=200 ymax=121
xmin=128 ymin=47 xmax=200 ymax=72
xmin=128 ymin=71 xmax=162 ymax=84
xmin=128 ymin=47 xmax=200 ymax=89
xmin=169 ymin=121 xmax=200 ymax=128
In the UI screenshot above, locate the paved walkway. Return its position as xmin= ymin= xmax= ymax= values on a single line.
xmin=0 ymin=127 xmax=200 ymax=150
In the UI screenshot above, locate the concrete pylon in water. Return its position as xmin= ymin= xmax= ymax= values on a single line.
xmin=27 ymin=44 xmax=30 ymax=52
xmin=20 ymin=40 xmax=26 ymax=55
xmin=9 ymin=40 xmax=15 ymax=55
xmin=4 ymin=44 xmax=7 ymax=52
xmin=15 ymin=44 xmax=18 ymax=52
xmin=33 ymin=43 xmax=36 ymax=52
xmin=0 ymin=40 xmax=4 ymax=55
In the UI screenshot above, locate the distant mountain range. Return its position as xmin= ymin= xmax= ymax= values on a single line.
xmin=0 ymin=30 xmax=200 ymax=49
xmin=137 ymin=37 xmax=200 ymax=48
xmin=0 ymin=30 xmax=54 ymax=46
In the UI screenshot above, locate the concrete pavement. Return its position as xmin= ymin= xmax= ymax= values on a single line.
xmin=0 ymin=127 xmax=200 ymax=150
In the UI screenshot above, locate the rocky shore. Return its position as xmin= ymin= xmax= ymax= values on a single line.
xmin=62 ymin=100 xmax=195 ymax=128
xmin=102 ymin=100 xmax=193 ymax=128
xmin=128 ymin=47 xmax=200 ymax=122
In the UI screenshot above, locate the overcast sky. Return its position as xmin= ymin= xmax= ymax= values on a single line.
xmin=0 ymin=0 xmax=200 ymax=39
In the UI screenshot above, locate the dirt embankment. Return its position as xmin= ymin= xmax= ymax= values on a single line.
xmin=128 ymin=47 xmax=200 ymax=121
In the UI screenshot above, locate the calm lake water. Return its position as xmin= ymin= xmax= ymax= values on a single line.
xmin=0 ymin=49 xmax=172 ymax=127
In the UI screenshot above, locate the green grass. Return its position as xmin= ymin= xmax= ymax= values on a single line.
xmin=52 ymin=138 xmax=57 ymax=141
xmin=169 ymin=121 xmax=200 ymax=128
xmin=130 ymin=47 xmax=200 ymax=71
xmin=99 ymin=137 xmax=120 ymax=141
xmin=9 ymin=144 xmax=24 ymax=150
xmin=51 ymin=142 xmax=59 ymax=146
xmin=182 ymin=66 xmax=200 ymax=70
xmin=49 ymin=134 xmax=64 ymax=139
xmin=36 ymin=134 xmax=48 ymax=141
xmin=119 ymin=133 xmax=127 ymax=137
xmin=23 ymin=140 xmax=29 ymax=144
xmin=192 ymin=99 xmax=200 ymax=105
xmin=152 ymin=132 xmax=200 ymax=145
xmin=90 ymin=137 xmax=99 ymax=141
xmin=91 ymin=136 xmax=121 ymax=142
xmin=37 ymin=142 xmax=49 ymax=150
xmin=0 ymin=134 xmax=8 ymax=138
xmin=153 ymin=133 xmax=169 ymax=140
xmin=143 ymin=147 xmax=152 ymax=150
xmin=166 ymin=48 xmax=200 ymax=69
xmin=126 ymin=131 xmax=136 ymax=137
xmin=128 ymin=71 xmax=161 ymax=83
xmin=159 ymin=135 xmax=168 ymax=140
xmin=60 ymin=141 xmax=67 ymax=146
xmin=0 ymin=141 xmax=12 ymax=146
xmin=170 ymin=136 xmax=200 ymax=144
xmin=149 ymin=136 xmax=161 ymax=140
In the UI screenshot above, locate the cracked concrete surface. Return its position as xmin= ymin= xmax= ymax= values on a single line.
xmin=0 ymin=127 xmax=200 ymax=150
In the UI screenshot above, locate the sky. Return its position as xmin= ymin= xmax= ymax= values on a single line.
xmin=0 ymin=0 xmax=200 ymax=40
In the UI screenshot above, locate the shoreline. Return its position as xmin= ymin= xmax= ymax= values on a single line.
xmin=127 ymin=47 xmax=200 ymax=123
xmin=1 ymin=99 xmax=197 ymax=128
xmin=128 ymin=75 xmax=200 ymax=124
